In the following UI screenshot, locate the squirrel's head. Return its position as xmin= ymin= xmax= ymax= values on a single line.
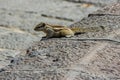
xmin=34 ymin=22 xmax=46 ymax=31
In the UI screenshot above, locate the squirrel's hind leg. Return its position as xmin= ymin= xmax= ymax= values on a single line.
xmin=60 ymin=29 xmax=74 ymax=38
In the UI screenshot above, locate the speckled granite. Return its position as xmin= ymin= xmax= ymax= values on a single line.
xmin=0 ymin=2 xmax=120 ymax=80
xmin=0 ymin=0 xmax=101 ymax=70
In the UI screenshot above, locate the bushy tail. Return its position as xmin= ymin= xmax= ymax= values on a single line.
xmin=71 ymin=26 xmax=105 ymax=34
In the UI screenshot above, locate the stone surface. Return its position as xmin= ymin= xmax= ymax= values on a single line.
xmin=0 ymin=0 xmax=100 ymax=26
xmin=0 ymin=3 xmax=120 ymax=80
xmin=90 ymin=3 xmax=120 ymax=15
xmin=0 ymin=0 xmax=102 ymax=69
xmin=0 ymin=0 xmax=119 ymax=79
xmin=66 ymin=0 xmax=119 ymax=6
xmin=0 ymin=26 xmax=41 ymax=68
xmin=0 ymin=27 xmax=40 ymax=50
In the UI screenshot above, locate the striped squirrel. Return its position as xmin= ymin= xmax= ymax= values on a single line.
xmin=34 ymin=22 xmax=104 ymax=39
xmin=34 ymin=22 xmax=120 ymax=43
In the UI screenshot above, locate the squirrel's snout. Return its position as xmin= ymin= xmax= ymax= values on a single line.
xmin=34 ymin=27 xmax=38 ymax=31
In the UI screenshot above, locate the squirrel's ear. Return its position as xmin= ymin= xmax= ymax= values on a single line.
xmin=39 ymin=22 xmax=46 ymax=27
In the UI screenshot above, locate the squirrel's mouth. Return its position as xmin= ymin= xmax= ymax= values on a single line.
xmin=34 ymin=27 xmax=43 ymax=31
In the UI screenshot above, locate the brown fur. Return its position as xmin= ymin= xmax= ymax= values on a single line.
xmin=34 ymin=22 xmax=104 ymax=38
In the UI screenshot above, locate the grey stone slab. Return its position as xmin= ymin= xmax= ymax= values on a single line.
xmin=0 ymin=39 xmax=99 ymax=79
xmin=0 ymin=1 xmax=120 ymax=80
xmin=0 ymin=27 xmax=40 ymax=50
xmin=0 ymin=0 xmax=102 ymax=69
xmin=0 ymin=49 xmax=21 ymax=68
xmin=0 ymin=3 xmax=120 ymax=79
xmin=90 ymin=3 xmax=120 ymax=15
xmin=66 ymin=0 xmax=118 ymax=6
xmin=0 ymin=0 xmax=100 ymax=26
xmin=0 ymin=26 xmax=41 ymax=69
xmin=70 ymin=15 xmax=120 ymax=43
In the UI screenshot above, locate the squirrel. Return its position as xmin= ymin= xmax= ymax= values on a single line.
xmin=34 ymin=22 xmax=105 ymax=39
xmin=33 ymin=22 xmax=120 ymax=43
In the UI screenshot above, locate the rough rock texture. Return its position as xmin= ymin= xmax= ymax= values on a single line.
xmin=0 ymin=0 xmax=100 ymax=26
xmin=0 ymin=26 xmax=41 ymax=68
xmin=66 ymin=0 xmax=119 ymax=6
xmin=0 ymin=3 xmax=120 ymax=80
xmin=90 ymin=3 xmax=120 ymax=15
xmin=0 ymin=0 xmax=102 ymax=69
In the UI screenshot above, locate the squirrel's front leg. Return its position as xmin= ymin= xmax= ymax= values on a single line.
xmin=41 ymin=28 xmax=54 ymax=40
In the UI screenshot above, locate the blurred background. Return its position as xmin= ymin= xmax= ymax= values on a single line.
xmin=0 ymin=0 xmax=117 ymax=27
